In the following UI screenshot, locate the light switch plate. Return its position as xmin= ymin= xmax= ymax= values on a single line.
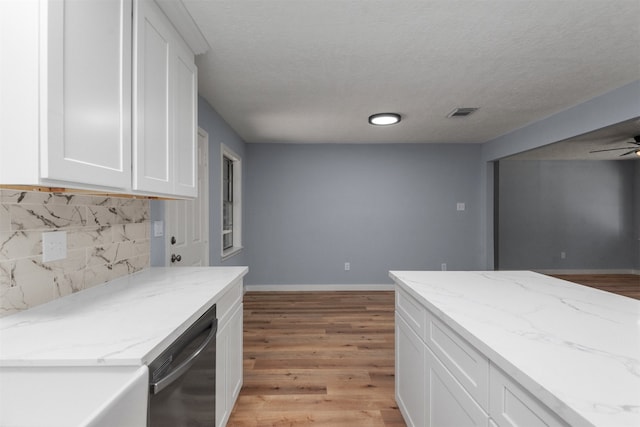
xmin=42 ymin=231 xmax=67 ymax=262
xmin=153 ymin=221 xmax=164 ymax=237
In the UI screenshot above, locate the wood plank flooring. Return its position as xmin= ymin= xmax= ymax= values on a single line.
xmin=227 ymin=291 xmax=404 ymax=427
xmin=549 ymin=274 xmax=640 ymax=300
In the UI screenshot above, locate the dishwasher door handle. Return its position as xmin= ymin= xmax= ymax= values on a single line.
xmin=150 ymin=319 xmax=217 ymax=395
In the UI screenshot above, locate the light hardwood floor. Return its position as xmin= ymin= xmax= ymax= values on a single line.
xmin=227 ymin=291 xmax=404 ymax=427
xmin=549 ymin=274 xmax=640 ymax=300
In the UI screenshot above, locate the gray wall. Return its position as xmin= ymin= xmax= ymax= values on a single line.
xmin=498 ymin=160 xmax=638 ymax=270
xmin=480 ymin=80 xmax=640 ymax=268
xmin=244 ymin=143 xmax=483 ymax=285
xmin=149 ymin=82 xmax=640 ymax=277
xmin=151 ymin=96 xmax=248 ymax=267
xmin=150 ymin=199 xmax=165 ymax=265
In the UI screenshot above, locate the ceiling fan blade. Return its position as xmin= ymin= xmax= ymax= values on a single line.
xmin=589 ymin=147 xmax=636 ymax=153
xmin=619 ymin=150 xmax=638 ymax=157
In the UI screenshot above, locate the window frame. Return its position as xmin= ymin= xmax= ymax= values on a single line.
xmin=220 ymin=143 xmax=242 ymax=260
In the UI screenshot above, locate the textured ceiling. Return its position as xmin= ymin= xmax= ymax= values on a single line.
xmin=184 ymin=0 xmax=640 ymax=145
xmin=504 ymin=117 xmax=640 ymax=161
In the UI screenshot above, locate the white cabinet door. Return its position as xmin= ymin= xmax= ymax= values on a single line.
xmin=216 ymin=302 xmax=243 ymax=427
xmin=426 ymin=313 xmax=489 ymax=411
xmin=133 ymin=0 xmax=172 ymax=195
xmin=227 ymin=302 xmax=244 ymax=404
xmin=44 ymin=0 xmax=132 ymax=189
xmin=490 ymin=366 xmax=568 ymax=427
xmin=172 ymin=43 xmax=198 ymax=197
xmin=396 ymin=313 xmax=425 ymax=427
xmin=215 ymin=316 xmax=230 ymax=427
xmin=133 ymin=0 xmax=197 ymax=197
xmin=426 ymin=344 xmax=488 ymax=427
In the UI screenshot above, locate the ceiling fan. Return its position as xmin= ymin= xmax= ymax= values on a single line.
xmin=590 ymin=135 xmax=640 ymax=157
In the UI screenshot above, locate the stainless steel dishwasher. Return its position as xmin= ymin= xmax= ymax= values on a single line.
xmin=148 ymin=304 xmax=217 ymax=426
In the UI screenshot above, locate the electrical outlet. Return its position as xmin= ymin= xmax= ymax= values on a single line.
xmin=42 ymin=231 xmax=67 ymax=262
xmin=441 ymin=263 xmax=447 ymax=271
xmin=456 ymin=202 xmax=465 ymax=211
xmin=344 ymin=262 xmax=350 ymax=271
xmin=560 ymin=251 xmax=566 ymax=259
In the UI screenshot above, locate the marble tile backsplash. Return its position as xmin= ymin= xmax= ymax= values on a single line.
xmin=0 ymin=190 xmax=150 ymax=317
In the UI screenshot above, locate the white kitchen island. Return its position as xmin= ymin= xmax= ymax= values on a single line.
xmin=0 ymin=266 xmax=248 ymax=427
xmin=390 ymin=270 xmax=640 ymax=427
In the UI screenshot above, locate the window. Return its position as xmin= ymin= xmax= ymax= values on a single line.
xmin=221 ymin=144 xmax=242 ymax=259
xmin=222 ymin=156 xmax=233 ymax=250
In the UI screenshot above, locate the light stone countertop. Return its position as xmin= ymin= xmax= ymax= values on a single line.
xmin=0 ymin=266 xmax=248 ymax=367
xmin=0 ymin=365 xmax=148 ymax=427
xmin=389 ymin=270 xmax=640 ymax=427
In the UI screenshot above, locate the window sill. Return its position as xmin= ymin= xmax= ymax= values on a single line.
xmin=221 ymin=246 xmax=243 ymax=261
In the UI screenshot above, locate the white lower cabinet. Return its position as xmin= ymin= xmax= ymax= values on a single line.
xmin=216 ymin=283 xmax=243 ymax=427
xmin=397 ymin=310 xmax=487 ymax=427
xmin=426 ymin=344 xmax=488 ymax=427
xmin=395 ymin=288 xmax=567 ymax=427
xmin=490 ymin=366 xmax=569 ymax=427
xmin=396 ymin=313 xmax=426 ymax=427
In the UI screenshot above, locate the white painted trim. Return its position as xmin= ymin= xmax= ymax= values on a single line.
xmin=155 ymin=0 xmax=210 ymax=54
xmin=244 ymin=284 xmax=395 ymax=292
xmin=198 ymin=128 xmax=210 ymax=265
xmin=534 ymin=269 xmax=638 ymax=275
xmin=221 ymin=246 xmax=243 ymax=262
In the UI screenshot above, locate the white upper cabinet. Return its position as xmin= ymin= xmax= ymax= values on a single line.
xmin=45 ymin=0 xmax=132 ymax=189
xmin=133 ymin=0 xmax=197 ymax=198
xmin=1 ymin=0 xmax=131 ymax=190
xmin=173 ymin=45 xmax=198 ymax=197
xmin=0 ymin=0 xmax=198 ymax=198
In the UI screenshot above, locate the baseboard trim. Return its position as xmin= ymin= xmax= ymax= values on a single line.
xmin=244 ymin=283 xmax=395 ymax=292
xmin=535 ymin=269 xmax=639 ymax=275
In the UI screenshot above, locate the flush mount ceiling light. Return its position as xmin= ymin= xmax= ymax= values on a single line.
xmin=368 ymin=113 xmax=401 ymax=126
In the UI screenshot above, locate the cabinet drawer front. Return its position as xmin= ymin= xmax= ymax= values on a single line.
xmin=490 ymin=365 xmax=568 ymax=427
xmin=426 ymin=344 xmax=488 ymax=427
xmin=426 ymin=312 xmax=489 ymax=411
xmin=217 ymin=279 xmax=243 ymax=326
xmin=396 ymin=288 xmax=426 ymax=338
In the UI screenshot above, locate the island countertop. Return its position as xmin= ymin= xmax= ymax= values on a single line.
xmin=0 ymin=266 xmax=248 ymax=367
xmin=389 ymin=270 xmax=640 ymax=427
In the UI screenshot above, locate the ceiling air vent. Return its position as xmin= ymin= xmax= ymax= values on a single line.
xmin=447 ymin=107 xmax=478 ymax=118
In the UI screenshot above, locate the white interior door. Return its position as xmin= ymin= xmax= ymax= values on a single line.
xmin=165 ymin=128 xmax=209 ymax=266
